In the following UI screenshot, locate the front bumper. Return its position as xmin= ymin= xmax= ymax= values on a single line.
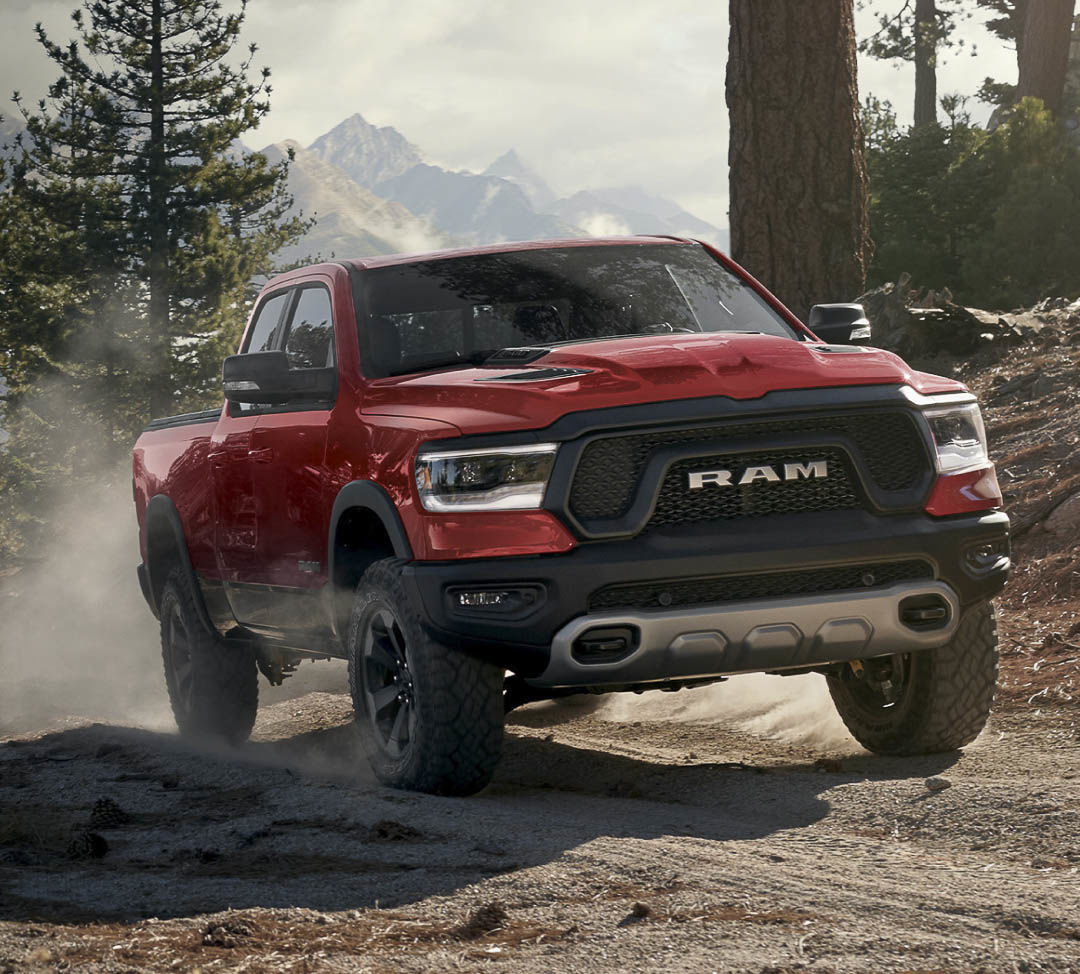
xmin=402 ymin=508 xmax=1009 ymax=681
xmin=534 ymin=579 xmax=959 ymax=688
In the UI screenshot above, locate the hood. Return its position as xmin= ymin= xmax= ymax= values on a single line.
xmin=361 ymin=333 xmax=965 ymax=435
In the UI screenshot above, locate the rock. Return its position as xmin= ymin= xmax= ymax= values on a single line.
xmin=67 ymin=831 xmax=108 ymax=859
xmin=1046 ymin=493 xmax=1080 ymax=535
xmin=988 ymin=372 xmax=1038 ymax=402
xmin=89 ymin=797 xmax=129 ymax=829
xmin=455 ymin=902 xmax=509 ymax=939
xmin=1030 ymin=376 xmax=1060 ymax=398
xmin=925 ymin=777 xmax=952 ymax=792
xmin=618 ymin=902 xmax=653 ymax=927
xmin=202 ymin=919 xmax=254 ymax=948
xmin=367 ymin=819 xmax=422 ymax=842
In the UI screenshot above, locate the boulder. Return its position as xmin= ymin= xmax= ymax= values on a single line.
xmin=853 ymin=277 xmax=1065 ymax=359
xmin=1046 ymin=493 xmax=1080 ymax=535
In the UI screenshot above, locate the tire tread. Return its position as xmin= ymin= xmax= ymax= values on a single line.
xmin=160 ymin=567 xmax=258 ymax=745
xmin=828 ymin=601 xmax=998 ymax=755
xmin=348 ymin=558 xmax=503 ymax=795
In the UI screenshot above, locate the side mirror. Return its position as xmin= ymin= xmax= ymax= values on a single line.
xmin=808 ymin=303 xmax=872 ymax=345
xmin=222 ymin=351 xmax=336 ymax=405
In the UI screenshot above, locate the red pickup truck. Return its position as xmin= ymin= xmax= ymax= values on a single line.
xmin=133 ymin=236 xmax=1009 ymax=795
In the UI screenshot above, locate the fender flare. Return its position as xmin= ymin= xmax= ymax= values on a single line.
xmin=143 ymin=494 xmax=214 ymax=632
xmin=327 ymin=480 xmax=414 ymax=587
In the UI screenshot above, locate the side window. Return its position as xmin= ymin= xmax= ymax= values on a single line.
xmin=243 ymin=291 xmax=290 ymax=353
xmin=283 ymin=286 xmax=335 ymax=369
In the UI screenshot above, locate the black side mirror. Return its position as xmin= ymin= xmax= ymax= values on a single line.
xmin=808 ymin=303 xmax=872 ymax=345
xmin=222 ymin=351 xmax=336 ymax=405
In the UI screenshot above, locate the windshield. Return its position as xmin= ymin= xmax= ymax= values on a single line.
xmin=361 ymin=243 xmax=799 ymax=377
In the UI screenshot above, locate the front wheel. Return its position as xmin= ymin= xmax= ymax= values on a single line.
xmin=826 ymin=600 xmax=998 ymax=755
xmin=347 ymin=558 xmax=504 ymax=796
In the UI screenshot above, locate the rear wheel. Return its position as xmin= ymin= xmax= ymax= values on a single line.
xmin=347 ymin=558 xmax=504 ymax=795
xmin=826 ymin=600 xmax=998 ymax=755
xmin=160 ymin=568 xmax=258 ymax=745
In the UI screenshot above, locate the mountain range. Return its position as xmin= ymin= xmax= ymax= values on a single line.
xmin=271 ymin=113 xmax=728 ymax=261
xmin=1 ymin=109 xmax=728 ymax=261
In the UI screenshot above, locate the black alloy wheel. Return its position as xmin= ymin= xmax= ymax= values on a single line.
xmin=360 ymin=605 xmax=418 ymax=760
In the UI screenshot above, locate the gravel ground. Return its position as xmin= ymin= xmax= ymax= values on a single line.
xmin=1 ymin=664 xmax=1078 ymax=973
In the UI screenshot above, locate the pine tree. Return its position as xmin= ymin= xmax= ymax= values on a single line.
xmin=974 ymin=1 xmax=1026 ymax=108
xmin=728 ymin=0 xmax=870 ymax=315
xmin=11 ymin=0 xmax=309 ymax=420
xmin=1017 ymin=0 xmax=1076 ymax=116
xmin=859 ymin=0 xmax=973 ymax=127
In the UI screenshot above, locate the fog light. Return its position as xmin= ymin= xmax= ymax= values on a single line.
xmin=447 ymin=585 xmax=544 ymax=617
xmin=964 ymin=538 xmax=1009 ymax=573
xmin=457 ymin=590 xmax=513 ymax=608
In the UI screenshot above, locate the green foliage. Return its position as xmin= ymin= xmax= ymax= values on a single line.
xmin=859 ymin=0 xmax=973 ymax=63
xmin=0 ymin=0 xmax=312 ymax=562
xmin=962 ymin=99 xmax=1080 ymax=305
xmin=865 ymin=97 xmax=1080 ymax=307
xmin=860 ymin=95 xmax=900 ymax=154
xmin=10 ymin=0 xmax=309 ymax=416
xmin=974 ymin=0 xmax=1025 ymax=110
xmin=975 ymin=0 xmax=1026 ymax=49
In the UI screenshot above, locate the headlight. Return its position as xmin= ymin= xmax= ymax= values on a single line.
xmin=415 ymin=444 xmax=558 ymax=512
xmin=923 ymin=403 xmax=988 ymax=473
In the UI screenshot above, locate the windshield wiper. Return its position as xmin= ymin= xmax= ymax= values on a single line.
xmin=385 ymin=350 xmax=496 ymax=378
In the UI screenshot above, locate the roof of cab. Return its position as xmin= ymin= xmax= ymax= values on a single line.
xmin=346 ymin=235 xmax=696 ymax=271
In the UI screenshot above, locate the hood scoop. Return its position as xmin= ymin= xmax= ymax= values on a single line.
xmin=476 ymin=367 xmax=593 ymax=383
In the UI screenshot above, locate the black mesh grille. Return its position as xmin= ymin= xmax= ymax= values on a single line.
xmin=569 ymin=411 xmax=926 ymax=521
xmin=649 ymin=448 xmax=857 ymax=528
xmin=588 ymin=559 xmax=935 ymax=613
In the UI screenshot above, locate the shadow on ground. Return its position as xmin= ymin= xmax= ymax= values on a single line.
xmin=0 ymin=708 xmax=959 ymax=925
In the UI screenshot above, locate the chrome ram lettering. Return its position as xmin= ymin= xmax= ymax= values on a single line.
xmin=687 ymin=459 xmax=828 ymax=490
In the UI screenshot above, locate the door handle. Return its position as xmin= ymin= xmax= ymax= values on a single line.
xmin=208 ymin=450 xmax=228 ymax=467
xmin=248 ymin=447 xmax=274 ymax=463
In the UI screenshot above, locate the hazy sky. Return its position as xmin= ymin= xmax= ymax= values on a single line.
xmin=0 ymin=0 xmax=1018 ymax=229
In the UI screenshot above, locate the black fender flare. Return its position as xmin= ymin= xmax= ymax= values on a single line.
xmin=327 ymin=480 xmax=414 ymax=590
xmin=143 ymin=494 xmax=214 ymax=632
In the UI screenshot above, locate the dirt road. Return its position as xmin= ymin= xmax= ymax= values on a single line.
xmin=1 ymin=667 xmax=1078 ymax=973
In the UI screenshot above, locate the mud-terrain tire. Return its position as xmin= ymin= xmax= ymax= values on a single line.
xmin=347 ymin=558 xmax=504 ymax=796
xmin=827 ymin=600 xmax=998 ymax=755
xmin=160 ymin=568 xmax=258 ymax=745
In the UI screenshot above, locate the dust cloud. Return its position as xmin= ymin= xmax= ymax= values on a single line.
xmin=601 ymin=672 xmax=859 ymax=751
xmin=0 ymin=470 xmax=352 ymax=740
xmin=0 ymin=472 xmax=168 ymax=736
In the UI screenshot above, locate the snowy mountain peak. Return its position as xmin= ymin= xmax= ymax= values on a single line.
xmin=308 ymin=114 xmax=423 ymax=189
xmin=483 ymin=148 xmax=555 ymax=210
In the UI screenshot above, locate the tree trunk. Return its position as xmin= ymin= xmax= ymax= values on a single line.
xmin=726 ymin=0 xmax=870 ymax=318
xmin=1018 ymin=0 xmax=1076 ymax=116
xmin=148 ymin=0 xmax=172 ymax=417
xmin=913 ymin=0 xmax=939 ymax=127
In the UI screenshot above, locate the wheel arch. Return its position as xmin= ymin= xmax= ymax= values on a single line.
xmin=143 ymin=494 xmax=214 ymax=632
xmin=328 ymin=481 xmax=414 ymax=637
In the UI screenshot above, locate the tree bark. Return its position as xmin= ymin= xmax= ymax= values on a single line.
xmin=1018 ymin=0 xmax=1076 ymax=116
xmin=148 ymin=0 xmax=172 ymax=417
xmin=726 ymin=0 xmax=870 ymax=318
xmin=913 ymin=0 xmax=939 ymax=127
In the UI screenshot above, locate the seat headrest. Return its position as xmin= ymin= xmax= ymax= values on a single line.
xmin=513 ymin=305 xmax=564 ymax=342
xmin=368 ymin=316 xmax=402 ymax=375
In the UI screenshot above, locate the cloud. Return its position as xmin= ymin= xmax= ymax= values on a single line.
xmin=0 ymin=1 xmax=1022 ymax=233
